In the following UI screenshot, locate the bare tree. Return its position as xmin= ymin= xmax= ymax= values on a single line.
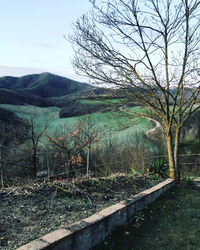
xmin=27 ymin=109 xmax=49 ymax=176
xmin=47 ymin=125 xmax=84 ymax=177
xmin=70 ymin=0 xmax=200 ymax=182
xmin=75 ymin=114 xmax=104 ymax=178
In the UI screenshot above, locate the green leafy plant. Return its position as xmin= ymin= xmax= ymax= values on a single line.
xmin=97 ymin=179 xmax=102 ymax=186
xmin=89 ymin=179 xmax=96 ymax=191
xmin=182 ymin=176 xmax=195 ymax=186
xmin=131 ymin=167 xmax=138 ymax=176
xmin=149 ymin=158 xmax=169 ymax=178
xmin=141 ymin=169 xmax=145 ymax=175
xmin=132 ymin=212 xmax=145 ymax=228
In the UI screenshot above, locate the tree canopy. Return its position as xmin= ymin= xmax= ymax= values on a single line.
xmin=70 ymin=0 xmax=200 ymax=182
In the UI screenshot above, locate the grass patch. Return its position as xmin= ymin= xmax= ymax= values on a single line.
xmin=80 ymin=98 xmax=123 ymax=105
xmin=127 ymin=106 xmax=147 ymax=114
xmin=95 ymin=184 xmax=200 ymax=250
xmin=0 ymin=105 xmax=150 ymax=140
xmin=0 ymin=104 xmax=61 ymax=121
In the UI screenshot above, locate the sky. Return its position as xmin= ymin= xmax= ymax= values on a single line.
xmin=0 ymin=0 xmax=92 ymax=81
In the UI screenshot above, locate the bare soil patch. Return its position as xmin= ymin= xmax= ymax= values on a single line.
xmin=0 ymin=174 xmax=162 ymax=249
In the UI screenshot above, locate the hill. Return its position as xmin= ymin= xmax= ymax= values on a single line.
xmin=0 ymin=72 xmax=92 ymax=98
xmin=0 ymin=73 xmax=114 ymax=108
xmin=0 ymin=88 xmax=53 ymax=106
xmin=0 ymin=73 xmax=94 ymax=106
xmin=0 ymin=72 xmax=142 ymax=117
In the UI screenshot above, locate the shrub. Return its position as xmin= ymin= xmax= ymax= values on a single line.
xmin=182 ymin=176 xmax=195 ymax=186
xmin=149 ymin=157 xmax=169 ymax=178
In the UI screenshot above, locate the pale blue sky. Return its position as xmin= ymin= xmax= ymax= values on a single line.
xmin=0 ymin=0 xmax=91 ymax=81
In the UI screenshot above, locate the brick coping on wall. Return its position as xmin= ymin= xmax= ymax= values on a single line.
xmin=17 ymin=178 xmax=175 ymax=250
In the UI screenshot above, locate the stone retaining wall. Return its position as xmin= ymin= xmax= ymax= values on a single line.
xmin=17 ymin=178 xmax=175 ymax=250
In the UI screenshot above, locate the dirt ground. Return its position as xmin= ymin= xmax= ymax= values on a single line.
xmin=0 ymin=174 xmax=162 ymax=249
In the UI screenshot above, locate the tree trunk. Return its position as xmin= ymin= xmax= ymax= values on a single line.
xmin=33 ymin=148 xmax=37 ymax=177
xmin=86 ymin=146 xmax=90 ymax=179
xmin=166 ymin=133 xmax=176 ymax=179
xmin=45 ymin=148 xmax=50 ymax=182
xmin=0 ymin=144 xmax=4 ymax=189
xmin=174 ymin=126 xmax=181 ymax=183
xmin=0 ymin=167 xmax=3 ymax=189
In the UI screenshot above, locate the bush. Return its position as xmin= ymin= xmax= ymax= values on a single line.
xmin=92 ymin=134 xmax=151 ymax=177
xmin=182 ymin=176 xmax=195 ymax=186
xmin=148 ymin=157 xmax=169 ymax=178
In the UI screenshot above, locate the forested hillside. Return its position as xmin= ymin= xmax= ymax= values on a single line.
xmin=0 ymin=73 xmax=107 ymax=106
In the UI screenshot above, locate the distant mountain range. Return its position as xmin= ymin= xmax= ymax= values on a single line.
xmin=0 ymin=72 xmax=110 ymax=107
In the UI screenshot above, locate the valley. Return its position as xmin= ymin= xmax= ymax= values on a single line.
xmin=0 ymin=72 xmax=151 ymax=143
xmin=0 ymin=104 xmax=150 ymax=141
xmin=0 ymin=73 xmax=155 ymax=188
xmin=0 ymin=73 xmax=200 ymax=250
xmin=1 ymin=1 xmax=200 ymax=249
xmin=0 ymin=73 xmax=158 ymax=249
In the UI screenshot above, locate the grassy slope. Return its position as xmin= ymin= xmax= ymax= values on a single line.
xmin=80 ymin=99 xmax=123 ymax=105
xmin=127 ymin=106 xmax=147 ymax=113
xmin=0 ymin=104 xmax=150 ymax=140
xmin=95 ymin=184 xmax=200 ymax=250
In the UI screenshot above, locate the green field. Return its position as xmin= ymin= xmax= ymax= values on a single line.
xmin=0 ymin=104 xmax=150 ymax=141
xmin=80 ymin=98 xmax=123 ymax=105
xmin=127 ymin=106 xmax=147 ymax=113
